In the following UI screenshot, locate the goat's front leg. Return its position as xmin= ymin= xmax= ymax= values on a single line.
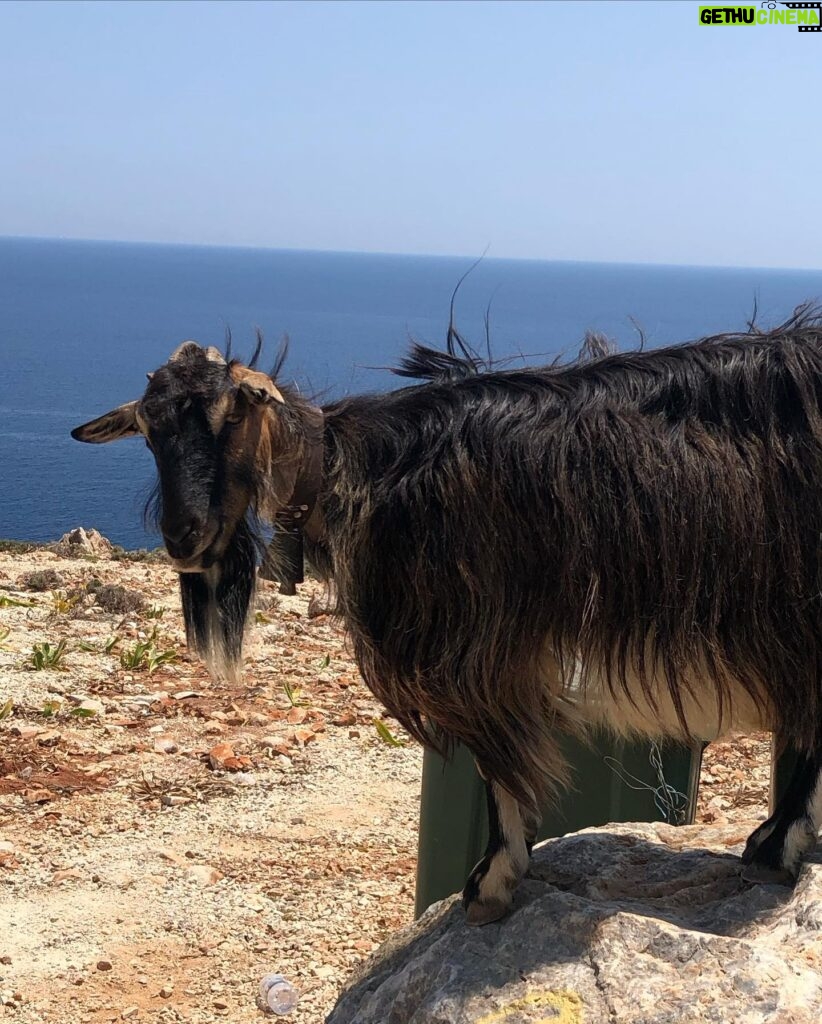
xmin=742 ymin=745 xmax=822 ymax=884
xmin=462 ymin=780 xmax=538 ymax=925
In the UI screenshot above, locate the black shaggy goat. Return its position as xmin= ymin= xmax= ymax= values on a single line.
xmin=72 ymin=310 xmax=822 ymax=924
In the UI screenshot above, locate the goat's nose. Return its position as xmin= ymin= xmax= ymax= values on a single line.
xmin=162 ymin=518 xmax=200 ymax=546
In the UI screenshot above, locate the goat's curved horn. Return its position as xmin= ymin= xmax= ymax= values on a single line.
xmin=230 ymin=365 xmax=285 ymax=405
xmin=169 ymin=340 xmax=201 ymax=362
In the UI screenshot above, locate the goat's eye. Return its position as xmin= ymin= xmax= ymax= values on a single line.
xmin=225 ymin=412 xmax=244 ymax=426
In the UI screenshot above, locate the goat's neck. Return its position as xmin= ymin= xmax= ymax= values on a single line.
xmin=257 ymin=400 xmax=325 ymax=541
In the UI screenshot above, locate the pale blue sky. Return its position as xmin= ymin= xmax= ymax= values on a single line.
xmin=0 ymin=0 xmax=820 ymax=268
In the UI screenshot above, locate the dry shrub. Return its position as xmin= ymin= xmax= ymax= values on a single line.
xmin=20 ymin=569 xmax=65 ymax=592
xmin=95 ymin=585 xmax=146 ymax=615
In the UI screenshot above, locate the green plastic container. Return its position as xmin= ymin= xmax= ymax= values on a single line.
xmin=415 ymin=731 xmax=804 ymax=915
xmin=415 ymin=734 xmax=703 ymax=916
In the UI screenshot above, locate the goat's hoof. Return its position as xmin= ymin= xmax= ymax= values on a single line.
xmin=741 ymin=824 xmax=775 ymax=863
xmin=464 ymin=895 xmax=510 ymax=926
xmin=740 ymin=862 xmax=797 ymax=886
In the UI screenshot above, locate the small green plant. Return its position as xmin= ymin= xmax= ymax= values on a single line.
xmin=119 ymin=638 xmax=176 ymax=674
xmin=0 ymin=595 xmax=35 ymax=608
xmin=104 ymin=635 xmax=120 ymax=654
xmin=30 ymin=640 xmax=68 ymax=670
xmin=317 ymin=653 xmax=330 ymax=669
xmin=51 ymin=590 xmax=81 ymax=615
xmin=255 ymin=611 xmax=273 ymax=625
xmin=0 ymin=626 xmax=10 ymax=644
xmin=373 ymin=718 xmax=405 ymax=747
xmin=146 ymin=647 xmax=177 ymax=673
xmin=0 ymin=697 xmax=13 ymax=720
xmin=144 ymin=605 xmax=165 ymax=620
xmin=282 ymin=680 xmax=305 ymax=707
xmin=40 ymin=700 xmax=60 ymax=717
xmin=119 ymin=640 xmax=153 ymax=670
xmin=76 ymin=639 xmax=98 ymax=652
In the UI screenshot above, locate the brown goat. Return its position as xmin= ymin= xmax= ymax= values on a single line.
xmin=73 ymin=308 xmax=822 ymax=924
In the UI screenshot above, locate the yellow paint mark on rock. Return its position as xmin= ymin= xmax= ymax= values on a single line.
xmin=476 ymin=989 xmax=584 ymax=1024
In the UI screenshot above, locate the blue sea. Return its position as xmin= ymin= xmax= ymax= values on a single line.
xmin=0 ymin=236 xmax=819 ymax=550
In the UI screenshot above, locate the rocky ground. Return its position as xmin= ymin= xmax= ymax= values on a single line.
xmin=330 ymin=820 xmax=822 ymax=1024
xmin=0 ymin=534 xmax=773 ymax=1023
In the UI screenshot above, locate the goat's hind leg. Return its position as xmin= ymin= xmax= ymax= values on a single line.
xmin=462 ymin=779 xmax=538 ymax=926
xmin=741 ymin=745 xmax=822 ymax=885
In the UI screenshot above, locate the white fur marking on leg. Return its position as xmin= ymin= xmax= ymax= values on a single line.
xmin=476 ymin=786 xmax=530 ymax=908
xmin=781 ymin=771 xmax=822 ymax=874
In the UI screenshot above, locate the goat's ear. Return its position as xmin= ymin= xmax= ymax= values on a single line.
xmin=231 ymin=366 xmax=285 ymax=406
xmin=71 ymin=401 xmax=141 ymax=444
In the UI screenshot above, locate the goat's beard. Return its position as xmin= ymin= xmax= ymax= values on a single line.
xmin=178 ymin=518 xmax=260 ymax=682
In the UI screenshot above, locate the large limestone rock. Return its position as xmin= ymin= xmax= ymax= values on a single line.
xmin=53 ymin=526 xmax=113 ymax=558
xmin=328 ymin=822 xmax=822 ymax=1023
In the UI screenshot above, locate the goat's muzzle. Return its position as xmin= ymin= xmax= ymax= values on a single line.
xmin=163 ymin=515 xmax=222 ymax=571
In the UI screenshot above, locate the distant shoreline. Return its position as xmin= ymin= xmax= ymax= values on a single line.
xmin=0 ymin=536 xmax=167 ymax=562
xmin=2 ymin=233 xmax=821 ymax=276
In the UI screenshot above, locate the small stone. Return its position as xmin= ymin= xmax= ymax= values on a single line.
xmin=260 ymin=736 xmax=291 ymax=757
xmin=78 ymin=698 xmax=105 ymax=716
xmin=213 ymin=999 xmax=228 ymax=1010
xmin=121 ymin=1007 xmax=139 ymax=1019
xmin=53 ymin=868 xmax=85 ymax=883
xmin=153 ymin=737 xmax=178 ymax=754
xmin=160 ymin=794 xmax=191 ymax=807
xmin=207 ymin=741 xmax=252 ymax=771
xmin=187 ymin=864 xmax=224 ymax=886
xmin=23 ymin=787 xmax=53 ymax=803
xmin=11 ymin=726 xmax=43 ymax=741
xmin=208 ymin=742 xmax=235 ymax=770
xmin=96 ymin=960 xmax=113 ymax=972
xmin=156 ymin=849 xmax=187 ymax=866
xmin=159 ymin=985 xmax=174 ymax=998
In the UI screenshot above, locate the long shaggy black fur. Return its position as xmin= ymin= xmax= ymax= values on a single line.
xmin=178 ymin=519 xmax=259 ymax=672
xmin=305 ymin=306 xmax=822 ymax=803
